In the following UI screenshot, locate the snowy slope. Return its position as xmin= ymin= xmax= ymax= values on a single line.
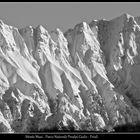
xmin=0 ymin=14 xmax=140 ymax=132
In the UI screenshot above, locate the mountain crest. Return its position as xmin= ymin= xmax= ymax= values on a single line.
xmin=1 ymin=14 xmax=140 ymax=132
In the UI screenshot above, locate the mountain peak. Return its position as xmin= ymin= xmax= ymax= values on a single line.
xmin=1 ymin=14 xmax=140 ymax=133
xmin=36 ymin=25 xmax=48 ymax=35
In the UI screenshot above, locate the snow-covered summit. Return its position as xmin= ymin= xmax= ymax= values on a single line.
xmin=0 ymin=14 xmax=140 ymax=132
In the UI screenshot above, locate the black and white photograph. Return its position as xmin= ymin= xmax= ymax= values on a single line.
xmin=0 ymin=1 xmax=140 ymax=139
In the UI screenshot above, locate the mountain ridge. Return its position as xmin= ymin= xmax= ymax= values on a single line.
xmin=0 ymin=13 xmax=140 ymax=132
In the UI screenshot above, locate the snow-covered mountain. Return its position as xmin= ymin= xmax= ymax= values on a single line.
xmin=0 ymin=14 xmax=140 ymax=132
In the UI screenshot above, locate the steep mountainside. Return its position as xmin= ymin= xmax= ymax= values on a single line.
xmin=0 ymin=14 xmax=140 ymax=132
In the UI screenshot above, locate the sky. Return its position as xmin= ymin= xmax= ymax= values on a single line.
xmin=0 ymin=2 xmax=140 ymax=33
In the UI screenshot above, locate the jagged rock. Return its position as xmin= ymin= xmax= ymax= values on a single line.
xmin=0 ymin=13 xmax=140 ymax=132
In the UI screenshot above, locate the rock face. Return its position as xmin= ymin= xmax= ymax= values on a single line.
xmin=0 ymin=14 xmax=140 ymax=133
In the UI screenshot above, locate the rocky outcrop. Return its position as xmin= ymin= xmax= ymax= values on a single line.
xmin=0 ymin=14 xmax=140 ymax=133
